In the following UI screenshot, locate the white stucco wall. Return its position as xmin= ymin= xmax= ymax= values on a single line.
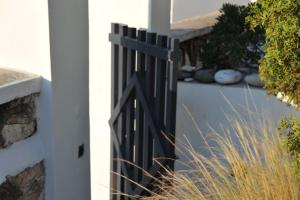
xmin=89 ymin=1 xmax=150 ymax=199
xmin=48 ymin=0 xmax=90 ymax=199
xmin=1 ymin=0 xmax=275 ymax=199
xmin=149 ymin=0 xmax=171 ymax=34
xmin=172 ymin=0 xmax=251 ymax=22
xmin=176 ymin=83 xmax=299 ymax=167
xmin=0 ymin=0 xmax=54 ymax=199
xmin=0 ymin=0 xmax=170 ymax=199
xmin=0 ymin=0 xmax=90 ymax=200
xmin=0 ymin=0 xmax=51 ymax=77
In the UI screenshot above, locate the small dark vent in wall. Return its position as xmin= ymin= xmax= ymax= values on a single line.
xmin=78 ymin=144 xmax=84 ymax=158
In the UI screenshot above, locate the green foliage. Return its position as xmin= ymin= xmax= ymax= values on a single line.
xmin=247 ymin=0 xmax=300 ymax=106
xmin=279 ymin=115 xmax=300 ymax=181
xmin=200 ymin=3 xmax=264 ymax=69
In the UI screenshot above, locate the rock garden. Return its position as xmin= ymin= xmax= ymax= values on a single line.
xmin=177 ymin=3 xmax=265 ymax=88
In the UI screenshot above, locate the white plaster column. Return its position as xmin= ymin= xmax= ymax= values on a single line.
xmin=148 ymin=0 xmax=171 ymax=35
xmin=48 ymin=0 xmax=90 ymax=199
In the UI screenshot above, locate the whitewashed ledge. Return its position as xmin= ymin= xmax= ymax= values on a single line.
xmin=0 ymin=67 xmax=41 ymax=105
xmin=171 ymin=11 xmax=220 ymax=42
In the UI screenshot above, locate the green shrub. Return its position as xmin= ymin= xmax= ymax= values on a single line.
xmin=200 ymin=3 xmax=264 ymax=70
xmin=247 ymin=0 xmax=300 ymax=106
xmin=279 ymin=115 xmax=300 ymax=181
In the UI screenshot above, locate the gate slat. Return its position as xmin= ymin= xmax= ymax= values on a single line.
xmin=124 ymin=27 xmax=136 ymax=196
xmin=125 ymin=27 xmax=136 ymax=162
xmin=143 ymin=32 xmax=157 ymax=172
xmin=117 ymin=24 xmax=128 ymax=200
xmin=134 ymin=29 xmax=147 ymax=185
xmin=165 ymin=38 xmax=179 ymax=169
xmin=110 ymin=23 xmax=120 ymax=200
xmin=153 ymin=35 xmax=168 ymax=160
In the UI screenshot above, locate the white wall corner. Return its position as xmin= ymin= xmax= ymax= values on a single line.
xmin=148 ymin=0 xmax=171 ymax=35
xmin=48 ymin=0 xmax=90 ymax=199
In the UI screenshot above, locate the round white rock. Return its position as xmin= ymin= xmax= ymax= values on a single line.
xmin=214 ymin=69 xmax=242 ymax=84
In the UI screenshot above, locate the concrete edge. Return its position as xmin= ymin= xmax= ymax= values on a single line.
xmin=171 ymin=26 xmax=212 ymax=42
xmin=0 ymin=76 xmax=42 ymax=105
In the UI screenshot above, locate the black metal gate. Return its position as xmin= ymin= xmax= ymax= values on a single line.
xmin=109 ymin=23 xmax=179 ymax=199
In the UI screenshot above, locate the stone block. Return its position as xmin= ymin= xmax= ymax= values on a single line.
xmin=0 ymin=95 xmax=37 ymax=149
xmin=0 ymin=161 xmax=45 ymax=200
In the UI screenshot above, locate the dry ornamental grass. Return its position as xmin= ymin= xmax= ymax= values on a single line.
xmin=139 ymin=117 xmax=300 ymax=200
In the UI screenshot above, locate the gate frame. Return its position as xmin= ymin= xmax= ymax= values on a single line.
xmin=109 ymin=23 xmax=180 ymax=199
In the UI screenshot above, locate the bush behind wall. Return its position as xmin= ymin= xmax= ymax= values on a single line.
xmin=200 ymin=3 xmax=264 ymax=70
xmin=247 ymin=0 xmax=300 ymax=105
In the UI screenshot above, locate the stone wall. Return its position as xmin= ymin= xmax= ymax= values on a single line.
xmin=0 ymin=95 xmax=37 ymax=149
xmin=0 ymin=161 xmax=45 ymax=200
xmin=0 ymin=94 xmax=44 ymax=200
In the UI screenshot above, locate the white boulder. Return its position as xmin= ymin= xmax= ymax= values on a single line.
xmin=214 ymin=69 xmax=242 ymax=84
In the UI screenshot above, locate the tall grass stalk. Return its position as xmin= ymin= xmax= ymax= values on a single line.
xmin=142 ymin=118 xmax=300 ymax=200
